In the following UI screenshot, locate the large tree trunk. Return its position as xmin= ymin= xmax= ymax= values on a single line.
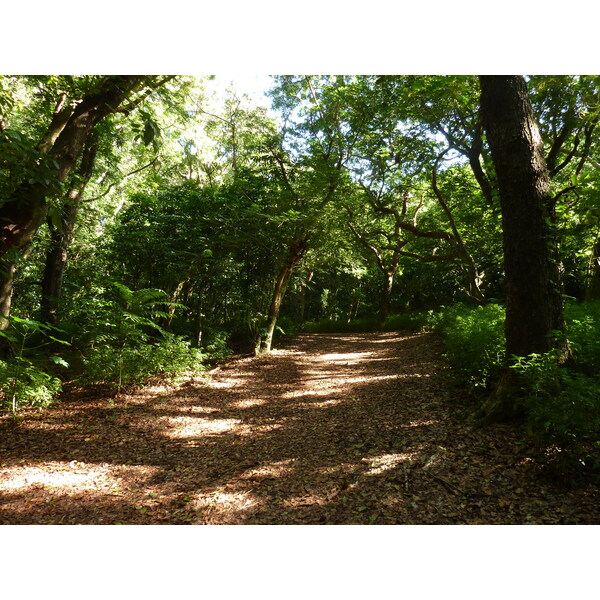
xmin=0 ymin=76 xmax=145 ymax=330
xmin=478 ymin=75 xmax=569 ymax=420
xmin=40 ymin=138 xmax=98 ymax=324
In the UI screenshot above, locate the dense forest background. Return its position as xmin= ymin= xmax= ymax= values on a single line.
xmin=1 ymin=74 xmax=599 ymax=468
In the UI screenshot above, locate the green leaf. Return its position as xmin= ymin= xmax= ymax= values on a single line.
xmin=49 ymin=355 xmax=69 ymax=368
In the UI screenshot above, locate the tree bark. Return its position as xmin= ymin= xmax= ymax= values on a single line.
xmin=40 ymin=138 xmax=98 ymax=324
xmin=478 ymin=75 xmax=569 ymax=420
xmin=377 ymin=269 xmax=395 ymax=329
xmin=0 ymin=262 xmax=15 ymax=334
xmin=260 ymin=238 xmax=309 ymax=353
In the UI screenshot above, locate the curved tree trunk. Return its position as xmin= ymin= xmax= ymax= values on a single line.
xmin=260 ymin=237 xmax=309 ymax=354
xmin=40 ymin=138 xmax=98 ymax=324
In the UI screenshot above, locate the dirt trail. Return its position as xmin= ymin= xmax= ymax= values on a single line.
xmin=1 ymin=331 xmax=598 ymax=524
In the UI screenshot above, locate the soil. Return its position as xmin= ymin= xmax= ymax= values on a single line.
xmin=1 ymin=331 xmax=599 ymax=524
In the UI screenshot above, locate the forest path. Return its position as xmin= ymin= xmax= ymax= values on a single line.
xmin=1 ymin=331 xmax=599 ymax=524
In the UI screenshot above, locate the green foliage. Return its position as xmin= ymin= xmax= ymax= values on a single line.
xmin=382 ymin=312 xmax=429 ymax=331
xmin=84 ymin=334 xmax=204 ymax=391
xmin=564 ymin=300 xmax=600 ymax=375
xmin=0 ymin=316 xmax=68 ymax=412
xmin=512 ymin=352 xmax=600 ymax=467
xmin=302 ymin=311 xmax=428 ymax=334
xmin=0 ymin=358 xmax=62 ymax=412
xmin=201 ymin=328 xmax=232 ymax=361
xmin=79 ymin=283 xmax=204 ymax=391
xmin=428 ymin=303 xmax=506 ymax=388
xmin=429 ymin=300 xmax=600 ymax=464
xmin=274 ymin=315 xmax=301 ymax=338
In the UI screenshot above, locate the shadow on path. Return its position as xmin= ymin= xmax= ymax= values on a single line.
xmin=1 ymin=332 xmax=599 ymax=524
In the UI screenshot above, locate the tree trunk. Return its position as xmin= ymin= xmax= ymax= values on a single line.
xmin=478 ymin=75 xmax=569 ymax=420
xmin=261 ymin=264 xmax=293 ymax=354
xmin=40 ymin=138 xmax=98 ymax=324
xmin=0 ymin=262 xmax=16 ymax=334
xmin=377 ymin=270 xmax=395 ymax=329
xmin=260 ymin=238 xmax=309 ymax=354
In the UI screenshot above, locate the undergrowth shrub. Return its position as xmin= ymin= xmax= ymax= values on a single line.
xmin=0 ymin=316 xmax=68 ymax=412
xmin=382 ymin=312 xmax=429 ymax=331
xmin=84 ymin=335 xmax=204 ymax=391
xmin=564 ymin=300 xmax=600 ymax=375
xmin=201 ymin=328 xmax=232 ymax=360
xmin=79 ymin=283 xmax=205 ymax=391
xmin=428 ymin=303 xmax=505 ymax=388
xmin=0 ymin=358 xmax=62 ymax=412
xmin=428 ymin=300 xmax=600 ymax=466
xmin=512 ymin=352 xmax=600 ymax=467
xmin=302 ymin=312 xmax=427 ymax=334
xmin=274 ymin=316 xmax=301 ymax=338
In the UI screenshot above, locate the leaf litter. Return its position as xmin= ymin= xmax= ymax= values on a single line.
xmin=1 ymin=331 xmax=599 ymax=524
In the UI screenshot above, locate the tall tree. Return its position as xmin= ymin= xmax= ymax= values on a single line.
xmin=478 ymin=75 xmax=569 ymax=419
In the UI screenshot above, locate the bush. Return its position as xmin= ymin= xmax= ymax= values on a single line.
xmin=84 ymin=334 xmax=204 ymax=391
xmin=0 ymin=358 xmax=62 ymax=412
xmin=382 ymin=311 xmax=429 ymax=331
xmin=202 ymin=328 xmax=232 ymax=360
xmin=302 ymin=312 xmax=427 ymax=334
xmin=274 ymin=316 xmax=301 ymax=338
xmin=512 ymin=352 xmax=600 ymax=464
xmin=428 ymin=303 xmax=505 ymax=388
xmin=564 ymin=300 xmax=600 ymax=375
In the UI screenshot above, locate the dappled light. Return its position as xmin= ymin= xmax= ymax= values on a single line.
xmin=2 ymin=330 xmax=598 ymax=524
xmin=162 ymin=417 xmax=243 ymax=437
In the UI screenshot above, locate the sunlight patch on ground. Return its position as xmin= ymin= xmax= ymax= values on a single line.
xmin=206 ymin=379 xmax=238 ymax=389
xmin=282 ymin=388 xmax=340 ymax=399
xmin=195 ymin=490 xmax=257 ymax=510
xmin=164 ymin=417 xmax=242 ymax=437
xmin=234 ymin=398 xmax=268 ymax=408
xmin=191 ymin=489 xmax=261 ymax=523
xmin=190 ymin=405 xmax=219 ymax=414
xmin=342 ymin=374 xmax=402 ymax=384
xmin=241 ymin=458 xmax=297 ymax=479
xmin=142 ymin=383 xmax=174 ymax=394
xmin=302 ymin=398 xmax=345 ymax=408
xmin=0 ymin=462 xmax=158 ymax=494
xmin=398 ymin=419 xmax=440 ymax=428
xmin=363 ymin=452 xmax=415 ymax=475
xmin=162 ymin=416 xmax=281 ymax=439
xmin=319 ymin=352 xmax=373 ymax=361
xmin=368 ymin=334 xmax=419 ymax=343
xmin=234 ymin=423 xmax=283 ymax=437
